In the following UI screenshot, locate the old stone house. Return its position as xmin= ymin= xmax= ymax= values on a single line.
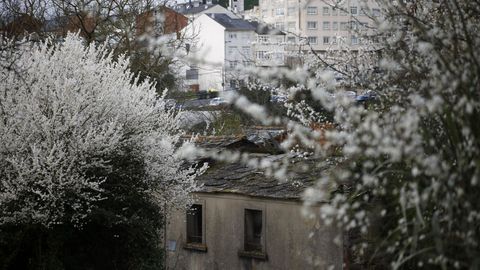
xmin=165 ymin=136 xmax=343 ymax=269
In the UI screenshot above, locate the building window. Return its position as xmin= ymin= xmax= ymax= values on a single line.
xmin=186 ymin=204 xmax=203 ymax=244
xmin=332 ymin=21 xmax=338 ymax=30
xmin=307 ymin=36 xmax=317 ymax=44
xmin=351 ymin=35 xmax=358 ymax=45
xmin=229 ymin=61 xmax=238 ymax=68
xmin=185 ymin=68 xmax=199 ymax=80
xmin=350 ymin=21 xmax=358 ymax=30
xmin=340 ymin=22 xmax=348 ymax=30
xmin=331 ymin=36 xmax=337 ymax=44
xmin=256 ymin=51 xmax=267 ymax=60
xmin=323 ymin=21 xmax=330 ymax=30
xmin=307 ymin=6 xmax=317 ymax=15
xmin=287 ymin=36 xmax=296 ymax=43
xmin=323 ymin=7 xmax=329 ymax=15
xmin=372 ymin=8 xmax=381 ymax=17
xmin=276 ymin=8 xmax=284 ymax=15
xmin=244 ymin=209 xmax=263 ymax=252
xmin=340 ymin=8 xmax=348 ymax=16
xmin=350 ymin=6 xmax=357 ymax=15
xmin=229 ymin=33 xmax=237 ymax=39
xmin=307 ymin=21 xmax=317 ymax=29
xmin=323 ymin=36 xmax=330 ymax=44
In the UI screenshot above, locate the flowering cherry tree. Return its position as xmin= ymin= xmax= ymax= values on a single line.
xmin=0 ymin=34 xmax=202 ymax=227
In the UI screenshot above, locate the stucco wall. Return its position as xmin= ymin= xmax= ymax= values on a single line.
xmin=166 ymin=193 xmax=343 ymax=270
xmin=183 ymin=14 xmax=225 ymax=91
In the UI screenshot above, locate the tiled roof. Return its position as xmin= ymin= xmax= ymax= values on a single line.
xmin=206 ymin=13 xmax=256 ymax=30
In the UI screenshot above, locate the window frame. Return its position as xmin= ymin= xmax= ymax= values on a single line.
xmin=238 ymin=207 xmax=267 ymax=260
xmin=306 ymin=6 xmax=318 ymax=15
xmin=184 ymin=202 xmax=207 ymax=252
xmin=307 ymin=21 xmax=318 ymax=30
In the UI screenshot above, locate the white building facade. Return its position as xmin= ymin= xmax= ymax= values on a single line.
xmin=258 ymin=0 xmax=380 ymax=51
xmin=183 ymin=13 xmax=256 ymax=91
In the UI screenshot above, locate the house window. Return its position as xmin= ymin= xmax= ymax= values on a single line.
xmin=322 ymin=7 xmax=329 ymax=15
xmin=340 ymin=22 xmax=348 ymax=30
xmin=244 ymin=209 xmax=263 ymax=252
xmin=186 ymin=204 xmax=203 ymax=244
xmin=350 ymin=6 xmax=357 ymax=15
xmin=276 ymin=8 xmax=284 ymax=15
xmin=331 ymin=36 xmax=337 ymax=44
xmin=332 ymin=21 xmax=338 ymax=30
xmin=323 ymin=21 xmax=330 ymax=30
xmin=323 ymin=36 xmax=330 ymax=44
xmin=229 ymin=33 xmax=237 ymax=39
xmin=307 ymin=6 xmax=317 ymax=15
xmin=350 ymin=21 xmax=358 ymax=30
xmin=307 ymin=21 xmax=317 ymax=29
xmin=258 ymin=35 xmax=268 ymax=43
xmin=351 ymin=35 xmax=358 ymax=45
xmin=307 ymin=36 xmax=317 ymax=44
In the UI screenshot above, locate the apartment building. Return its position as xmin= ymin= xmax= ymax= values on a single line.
xmin=182 ymin=13 xmax=256 ymax=91
xmin=258 ymin=0 xmax=380 ymax=51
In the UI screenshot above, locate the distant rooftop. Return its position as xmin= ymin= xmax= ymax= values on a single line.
xmin=206 ymin=13 xmax=256 ymax=31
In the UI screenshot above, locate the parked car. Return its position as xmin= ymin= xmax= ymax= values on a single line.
xmin=270 ymin=95 xmax=288 ymax=103
xmin=356 ymin=90 xmax=377 ymax=102
xmin=209 ymin=97 xmax=228 ymax=106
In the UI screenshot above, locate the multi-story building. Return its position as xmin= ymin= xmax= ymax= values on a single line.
xmin=258 ymin=0 xmax=380 ymax=51
xmin=183 ymin=13 xmax=256 ymax=91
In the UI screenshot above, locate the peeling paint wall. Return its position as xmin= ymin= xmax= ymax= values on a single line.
xmin=166 ymin=193 xmax=343 ymax=270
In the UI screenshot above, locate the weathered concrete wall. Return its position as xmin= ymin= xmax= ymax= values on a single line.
xmin=166 ymin=193 xmax=343 ymax=270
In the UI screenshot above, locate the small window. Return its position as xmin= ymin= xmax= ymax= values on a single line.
xmin=287 ymin=36 xmax=296 ymax=43
xmin=372 ymin=8 xmax=381 ymax=17
xmin=307 ymin=21 xmax=317 ymax=29
xmin=307 ymin=6 xmax=317 ymax=15
xmin=307 ymin=36 xmax=317 ymax=44
xmin=350 ymin=6 xmax=357 ymax=15
xmin=340 ymin=22 xmax=348 ymax=30
xmin=332 ymin=22 xmax=338 ymax=30
xmin=186 ymin=204 xmax=203 ymax=244
xmin=323 ymin=21 xmax=330 ymax=30
xmin=276 ymin=8 xmax=284 ymax=15
xmin=323 ymin=7 xmax=329 ymax=15
xmin=244 ymin=209 xmax=263 ymax=252
xmin=351 ymin=35 xmax=358 ymax=45
xmin=323 ymin=36 xmax=330 ymax=44
xmin=340 ymin=8 xmax=348 ymax=16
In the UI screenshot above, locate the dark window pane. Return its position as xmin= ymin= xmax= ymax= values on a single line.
xmin=245 ymin=209 xmax=262 ymax=251
xmin=187 ymin=204 xmax=202 ymax=243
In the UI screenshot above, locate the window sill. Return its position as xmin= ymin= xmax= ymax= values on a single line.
xmin=183 ymin=243 xmax=208 ymax=252
xmin=238 ymin=250 xmax=268 ymax=260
